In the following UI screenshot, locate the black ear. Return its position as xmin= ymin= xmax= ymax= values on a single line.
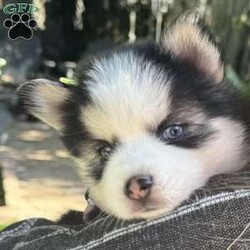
xmin=18 ymin=79 xmax=70 ymax=131
xmin=161 ymin=16 xmax=224 ymax=83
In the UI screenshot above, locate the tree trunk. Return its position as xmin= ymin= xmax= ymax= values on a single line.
xmin=0 ymin=164 xmax=5 ymax=206
xmin=211 ymin=0 xmax=250 ymax=80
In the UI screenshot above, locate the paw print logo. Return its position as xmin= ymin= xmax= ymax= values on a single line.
xmin=3 ymin=13 xmax=37 ymax=40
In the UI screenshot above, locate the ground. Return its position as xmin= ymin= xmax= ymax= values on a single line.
xmin=0 ymin=119 xmax=86 ymax=226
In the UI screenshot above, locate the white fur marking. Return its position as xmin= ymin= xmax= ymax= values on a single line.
xmin=82 ymin=52 xmax=171 ymax=141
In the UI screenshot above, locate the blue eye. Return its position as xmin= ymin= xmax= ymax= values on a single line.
xmin=99 ymin=145 xmax=112 ymax=160
xmin=162 ymin=125 xmax=184 ymax=140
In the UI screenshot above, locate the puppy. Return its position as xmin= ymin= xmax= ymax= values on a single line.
xmin=18 ymin=18 xmax=250 ymax=221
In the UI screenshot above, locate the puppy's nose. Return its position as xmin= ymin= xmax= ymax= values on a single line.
xmin=125 ymin=175 xmax=153 ymax=201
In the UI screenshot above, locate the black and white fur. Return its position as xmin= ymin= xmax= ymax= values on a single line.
xmin=18 ymin=18 xmax=250 ymax=220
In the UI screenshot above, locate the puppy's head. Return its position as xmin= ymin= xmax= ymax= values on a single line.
xmin=18 ymin=20 xmax=247 ymax=220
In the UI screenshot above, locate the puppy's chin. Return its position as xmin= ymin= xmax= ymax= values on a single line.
xmin=136 ymin=208 xmax=171 ymax=220
xmin=122 ymin=194 xmax=178 ymax=220
xmin=91 ymin=187 xmax=195 ymax=221
xmin=99 ymin=201 xmax=177 ymax=220
xmin=125 ymin=203 xmax=175 ymax=220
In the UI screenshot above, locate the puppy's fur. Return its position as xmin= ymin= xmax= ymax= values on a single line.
xmin=18 ymin=18 xmax=250 ymax=220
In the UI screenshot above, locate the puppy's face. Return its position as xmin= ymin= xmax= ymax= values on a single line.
xmin=19 ymin=22 xmax=247 ymax=220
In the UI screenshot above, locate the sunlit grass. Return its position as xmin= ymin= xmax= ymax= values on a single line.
xmin=55 ymin=150 xmax=69 ymax=158
xmin=24 ymin=150 xmax=54 ymax=161
xmin=0 ymin=223 xmax=9 ymax=231
xmin=18 ymin=130 xmax=47 ymax=142
xmin=0 ymin=146 xmax=10 ymax=152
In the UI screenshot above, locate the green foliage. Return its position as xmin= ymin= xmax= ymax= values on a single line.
xmin=233 ymin=13 xmax=250 ymax=28
xmin=225 ymin=65 xmax=250 ymax=97
xmin=225 ymin=65 xmax=244 ymax=90
xmin=0 ymin=58 xmax=7 ymax=76
xmin=0 ymin=224 xmax=8 ymax=231
xmin=59 ymin=77 xmax=77 ymax=86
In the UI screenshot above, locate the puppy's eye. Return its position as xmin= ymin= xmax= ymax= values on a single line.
xmin=99 ymin=145 xmax=112 ymax=160
xmin=162 ymin=125 xmax=184 ymax=140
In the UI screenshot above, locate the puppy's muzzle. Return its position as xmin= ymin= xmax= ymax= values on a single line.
xmin=125 ymin=175 xmax=153 ymax=201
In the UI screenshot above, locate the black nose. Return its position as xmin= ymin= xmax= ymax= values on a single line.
xmin=125 ymin=175 xmax=153 ymax=201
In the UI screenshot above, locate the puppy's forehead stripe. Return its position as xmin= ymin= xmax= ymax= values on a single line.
xmin=81 ymin=51 xmax=171 ymax=142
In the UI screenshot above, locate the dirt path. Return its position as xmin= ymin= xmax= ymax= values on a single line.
xmin=0 ymin=120 xmax=86 ymax=224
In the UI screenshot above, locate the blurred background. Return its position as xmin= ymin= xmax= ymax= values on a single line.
xmin=0 ymin=0 xmax=249 ymax=229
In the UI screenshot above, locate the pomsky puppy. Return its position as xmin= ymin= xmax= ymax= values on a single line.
xmin=18 ymin=17 xmax=250 ymax=221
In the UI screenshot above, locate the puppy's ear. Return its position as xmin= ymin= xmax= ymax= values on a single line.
xmin=161 ymin=17 xmax=223 ymax=82
xmin=18 ymin=79 xmax=70 ymax=131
